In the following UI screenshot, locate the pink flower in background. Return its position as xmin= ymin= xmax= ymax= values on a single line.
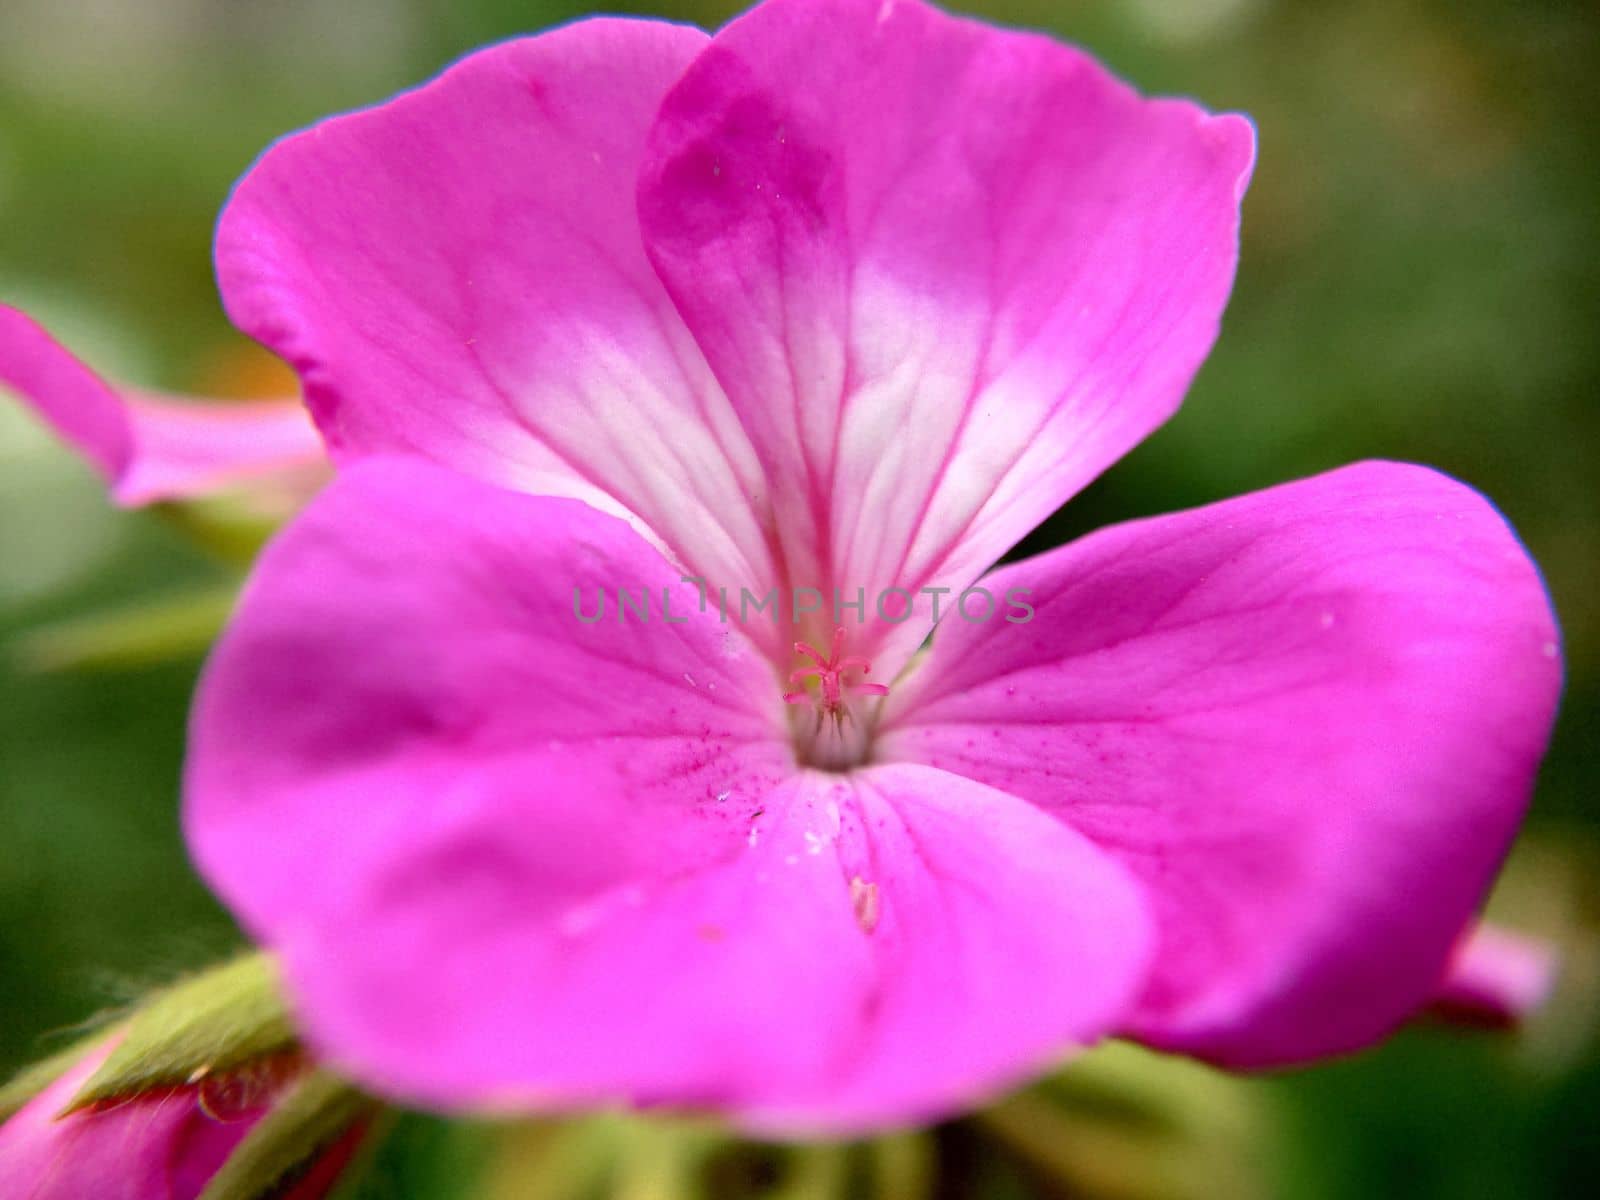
xmin=2 ymin=0 xmax=1548 ymax=1132
xmin=0 ymin=304 xmax=324 ymax=506
xmin=1430 ymin=924 xmax=1560 ymax=1029
xmin=0 ymin=1037 xmax=354 ymax=1200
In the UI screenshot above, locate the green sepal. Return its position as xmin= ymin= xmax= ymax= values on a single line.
xmin=198 ymin=1070 xmax=380 ymax=1200
xmin=66 ymin=952 xmax=298 ymax=1111
xmin=13 ymin=583 xmax=238 ymax=672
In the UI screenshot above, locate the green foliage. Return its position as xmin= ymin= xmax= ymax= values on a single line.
xmin=13 ymin=583 xmax=238 ymax=673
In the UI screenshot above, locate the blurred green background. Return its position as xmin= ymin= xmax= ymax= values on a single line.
xmin=1 ymin=1 xmax=1595 ymax=1196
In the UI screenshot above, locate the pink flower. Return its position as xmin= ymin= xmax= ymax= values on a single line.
xmin=157 ymin=0 xmax=1555 ymax=1133
xmin=0 ymin=304 xmax=324 ymax=506
xmin=0 ymin=1038 xmax=351 ymax=1200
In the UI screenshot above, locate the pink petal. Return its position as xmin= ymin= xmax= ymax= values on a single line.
xmin=0 ymin=1035 xmax=261 ymax=1199
xmin=1429 ymin=922 xmax=1558 ymax=1028
xmin=639 ymin=0 xmax=1253 ymax=673
xmin=0 ymin=304 xmax=322 ymax=505
xmin=187 ymin=459 xmax=1151 ymax=1131
xmin=213 ymin=18 xmax=788 ymax=653
xmin=880 ymin=462 xmax=1561 ymax=1067
xmin=759 ymin=763 xmax=1152 ymax=1131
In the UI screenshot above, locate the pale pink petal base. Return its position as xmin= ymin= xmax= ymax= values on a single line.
xmin=188 ymin=460 xmax=1153 ymax=1132
xmin=640 ymin=0 xmax=1254 ymax=673
xmin=882 ymin=462 xmax=1562 ymax=1067
xmin=1429 ymin=922 xmax=1558 ymax=1028
xmin=213 ymin=18 xmax=785 ymax=642
xmin=213 ymin=1 xmax=1253 ymax=676
xmin=0 ymin=305 xmax=322 ymax=504
xmin=118 ymin=392 xmax=324 ymax=505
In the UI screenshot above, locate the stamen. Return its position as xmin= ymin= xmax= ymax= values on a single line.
xmin=785 ymin=626 xmax=888 ymax=769
xmin=787 ymin=626 xmax=889 ymax=714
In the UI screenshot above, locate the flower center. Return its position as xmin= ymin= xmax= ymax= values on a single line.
xmin=784 ymin=625 xmax=889 ymax=771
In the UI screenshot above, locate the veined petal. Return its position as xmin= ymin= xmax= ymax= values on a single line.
xmin=0 ymin=305 xmax=321 ymax=504
xmin=214 ymin=18 xmax=786 ymax=651
xmin=186 ymin=459 xmax=1149 ymax=1131
xmin=639 ymin=0 xmax=1253 ymax=674
xmin=746 ymin=763 xmax=1152 ymax=1132
xmin=880 ymin=462 xmax=1561 ymax=1066
xmin=187 ymin=459 xmax=788 ymax=936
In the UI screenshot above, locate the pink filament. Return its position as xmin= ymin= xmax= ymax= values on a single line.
xmin=784 ymin=626 xmax=889 ymax=710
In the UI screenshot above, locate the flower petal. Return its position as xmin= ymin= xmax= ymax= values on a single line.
xmin=880 ymin=462 xmax=1561 ymax=1066
xmin=0 ymin=1036 xmax=258 ymax=1200
xmin=214 ymin=18 xmax=786 ymax=649
xmin=0 ymin=305 xmax=321 ymax=504
xmin=187 ymin=459 xmax=1150 ymax=1131
xmin=187 ymin=458 xmax=788 ymax=938
xmin=748 ymin=763 xmax=1152 ymax=1132
xmin=1429 ymin=922 xmax=1558 ymax=1028
xmin=638 ymin=0 xmax=1253 ymax=672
